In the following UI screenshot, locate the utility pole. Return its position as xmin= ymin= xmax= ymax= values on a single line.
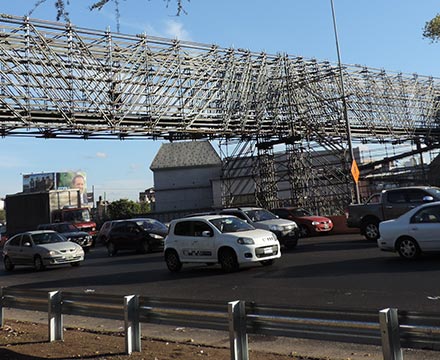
xmin=330 ymin=0 xmax=361 ymax=204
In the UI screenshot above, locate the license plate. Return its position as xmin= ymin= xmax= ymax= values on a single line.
xmin=264 ymin=247 xmax=273 ymax=254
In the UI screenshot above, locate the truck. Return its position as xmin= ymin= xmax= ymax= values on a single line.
xmin=5 ymin=189 xmax=97 ymax=237
xmin=346 ymin=186 xmax=440 ymax=241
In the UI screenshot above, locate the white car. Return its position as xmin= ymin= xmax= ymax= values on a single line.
xmin=2 ymin=230 xmax=85 ymax=271
xmin=219 ymin=207 xmax=299 ymax=249
xmin=164 ymin=215 xmax=281 ymax=272
xmin=377 ymin=201 xmax=440 ymax=259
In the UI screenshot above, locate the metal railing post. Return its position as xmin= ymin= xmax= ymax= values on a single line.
xmin=124 ymin=295 xmax=141 ymax=354
xmin=48 ymin=291 xmax=63 ymax=342
xmin=380 ymin=308 xmax=403 ymax=360
xmin=228 ymin=300 xmax=248 ymax=360
xmin=0 ymin=287 xmax=4 ymax=328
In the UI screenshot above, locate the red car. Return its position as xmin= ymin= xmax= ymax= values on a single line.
xmin=271 ymin=207 xmax=333 ymax=237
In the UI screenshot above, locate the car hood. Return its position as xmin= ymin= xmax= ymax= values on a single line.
xmin=299 ymin=216 xmax=331 ymax=222
xmin=62 ymin=231 xmax=90 ymax=238
xmin=227 ymin=228 xmax=278 ymax=243
xmin=254 ymin=218 xmax=297 ymax=228
xmin=148 ymin=229 xmax=168 ymax=237
xmin=37 ymin=242 xmax=82 ymax=252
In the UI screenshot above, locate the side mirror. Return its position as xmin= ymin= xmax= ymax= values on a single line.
xmin=202 ymin=230 xmax=213 ymax=237
xmin=423 ymin=196 xmax=434 ymax=202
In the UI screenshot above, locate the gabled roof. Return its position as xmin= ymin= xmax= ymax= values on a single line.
xmin=150 ymin=141 xmax=221 ymax=170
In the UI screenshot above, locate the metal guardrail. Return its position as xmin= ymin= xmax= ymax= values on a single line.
xmin=1 ymin=287 xmax=440 ymax=360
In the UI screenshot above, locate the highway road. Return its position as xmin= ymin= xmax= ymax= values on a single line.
xmin=1 ymin=233 xmax=440 ymax=313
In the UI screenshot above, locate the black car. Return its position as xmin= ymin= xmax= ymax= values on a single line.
xmin=106 ymin=218 xmax=168 ymax=256
xmin=37 ymin=222 xmax=94 ymax=251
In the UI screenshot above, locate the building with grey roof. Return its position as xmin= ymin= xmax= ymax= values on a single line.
xmin=150 ymin=141 xmax=222 ymax=213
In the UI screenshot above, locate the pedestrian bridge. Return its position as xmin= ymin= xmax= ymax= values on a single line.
xmin=0 ymin=13 xmax=439 ymax=144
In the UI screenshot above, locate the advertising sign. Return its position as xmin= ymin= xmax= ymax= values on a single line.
xmin=23 ymin=172 xmax=56 ymax=192
xmin=23 ymin=171 xmax=89 ymax=205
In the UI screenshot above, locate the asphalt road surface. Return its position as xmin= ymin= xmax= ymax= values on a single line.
xmin=2 ymin=234 xmax=440 ymax=313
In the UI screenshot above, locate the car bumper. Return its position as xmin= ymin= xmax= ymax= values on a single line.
xmin=237 ymin=244 xmax=281 ymax=263
xmin=43 ymin=255 xmax=84 ymax=265
xmin=275 ymin=229 xmax=299 ymax=246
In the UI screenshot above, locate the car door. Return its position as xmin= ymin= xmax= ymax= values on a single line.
xmin=5 ymin=235 xmax=23 ymax=264
xmin=19 ymin=234 xmax=36 ymax=266
xmin=189 ymin=221 xmax=215 ymax=260
xmin=409 ymin=205 xmax=440 ymax=251
xmin=110 ymin=221 xmax=139 ymax=250
xmin=174 ymin=220 xmax=215 ymax=262
xmin=383 ymin=189 xmax=412 ymax=219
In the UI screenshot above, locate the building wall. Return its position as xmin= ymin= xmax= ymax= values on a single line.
xmin=154 ymin=166 xmax=221 ymax=212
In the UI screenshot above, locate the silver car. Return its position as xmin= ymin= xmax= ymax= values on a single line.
xmin=2 ymin=230 xmax=84 ymax=271
xmin=378 ymin=201 xmax=440 ymax=259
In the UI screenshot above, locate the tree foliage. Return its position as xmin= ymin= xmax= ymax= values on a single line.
xmin=30 ymin=0 xmax=188 ymax=31
xmin=107 ymin=199 xmax=141 ymax=219
xmin=423 ymin=14 xmax=440 ymax=42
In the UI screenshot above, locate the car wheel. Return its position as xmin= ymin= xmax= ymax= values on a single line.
xmin=34 ymin=255 xmax=45 ymax=271
xmin=397 ymin=238 xmax=420 ymax=260
xmin=219 ymin=248 xmax=239 ymax=273
xmin=260 ymin=259 xmax=275 ymax=266
xmin=363 ymin=221 xmax=380 ymax=241
xmin=71 ymin=262 xmax=81 ymax=267
xmin=299 ymin=225 xmax=310 ymax=238
xmin=140 ymin=240 xmax=151 ymax=254
xmin=107 ymin=242 xmax=117 ymax=257
xmin=4 ymin=256 xmax=15 ymax=271
xmin=165 ymin=250 xmax=182 ymax=272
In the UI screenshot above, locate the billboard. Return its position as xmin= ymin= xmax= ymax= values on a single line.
xmin=23 ymin=171 xmax=89 ymax=205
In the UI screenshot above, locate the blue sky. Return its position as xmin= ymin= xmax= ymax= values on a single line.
xmin=1 ymin=0 xmax=440 ymax=204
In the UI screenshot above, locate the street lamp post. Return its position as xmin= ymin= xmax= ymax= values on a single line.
xmin=330 ymin=0 xmax=361 ymax=204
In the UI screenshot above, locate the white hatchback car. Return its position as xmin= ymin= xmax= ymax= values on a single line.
xmin=2 ymin=230 xmax=85 ymax=271
xmin=377 ymin=201 xmax=440 ymax=259
xmin=164 ymin=215 xmax=281 ymax=272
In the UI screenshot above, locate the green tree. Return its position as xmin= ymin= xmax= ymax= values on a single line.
xmin=0 ymin=209 xmax=5 ymax=223
xmin=423 ymin=14 xmax=440 ymax=42
xmin=107 ymin=198 xmax=141 ymax=219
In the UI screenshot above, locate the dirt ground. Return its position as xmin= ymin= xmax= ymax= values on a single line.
xmin=0 ymin=320 xmax=323 ymax=360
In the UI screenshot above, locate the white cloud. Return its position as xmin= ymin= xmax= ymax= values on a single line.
xmin=164 ymin=20 xmax=192 ymax=41
xmin=96 ymin=152 xmax=107 ymax=159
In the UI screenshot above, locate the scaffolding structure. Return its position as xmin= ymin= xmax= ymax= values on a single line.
xmin=1 ymin=14 xmax=440 ymax=212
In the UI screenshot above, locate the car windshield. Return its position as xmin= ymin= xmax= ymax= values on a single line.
xmin=210 ymin=217 xmax=254 ymax=233
xmin=63 ymin=209 xmax=90 ymax=222
xmin=244 ymin=209 xmax=277 ymax=222
xmin=427 ymin=188 xmax=440 ymax=198
xmin=58 ymin=223 xmax=79 ymax=232
xmin=136 ymin=219 xmax=168 ymax=232
xmin=32 ymin=232 xmax=66 ymax=245
xmin=291 ymin=208 xmax=311 ymax=217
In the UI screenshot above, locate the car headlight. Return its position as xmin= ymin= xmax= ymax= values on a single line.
xmin=312 ymin=221 xmax=319 ymax=226
xmin=47 ymin=250 xmax=57 ymax=256
xmin=237 ymin=237 xmax=255 ymax=245
xmin=269 ymin=225 xmax=283 ymax=232
xmin=150 ymin=233 xmax=164 ymax=240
